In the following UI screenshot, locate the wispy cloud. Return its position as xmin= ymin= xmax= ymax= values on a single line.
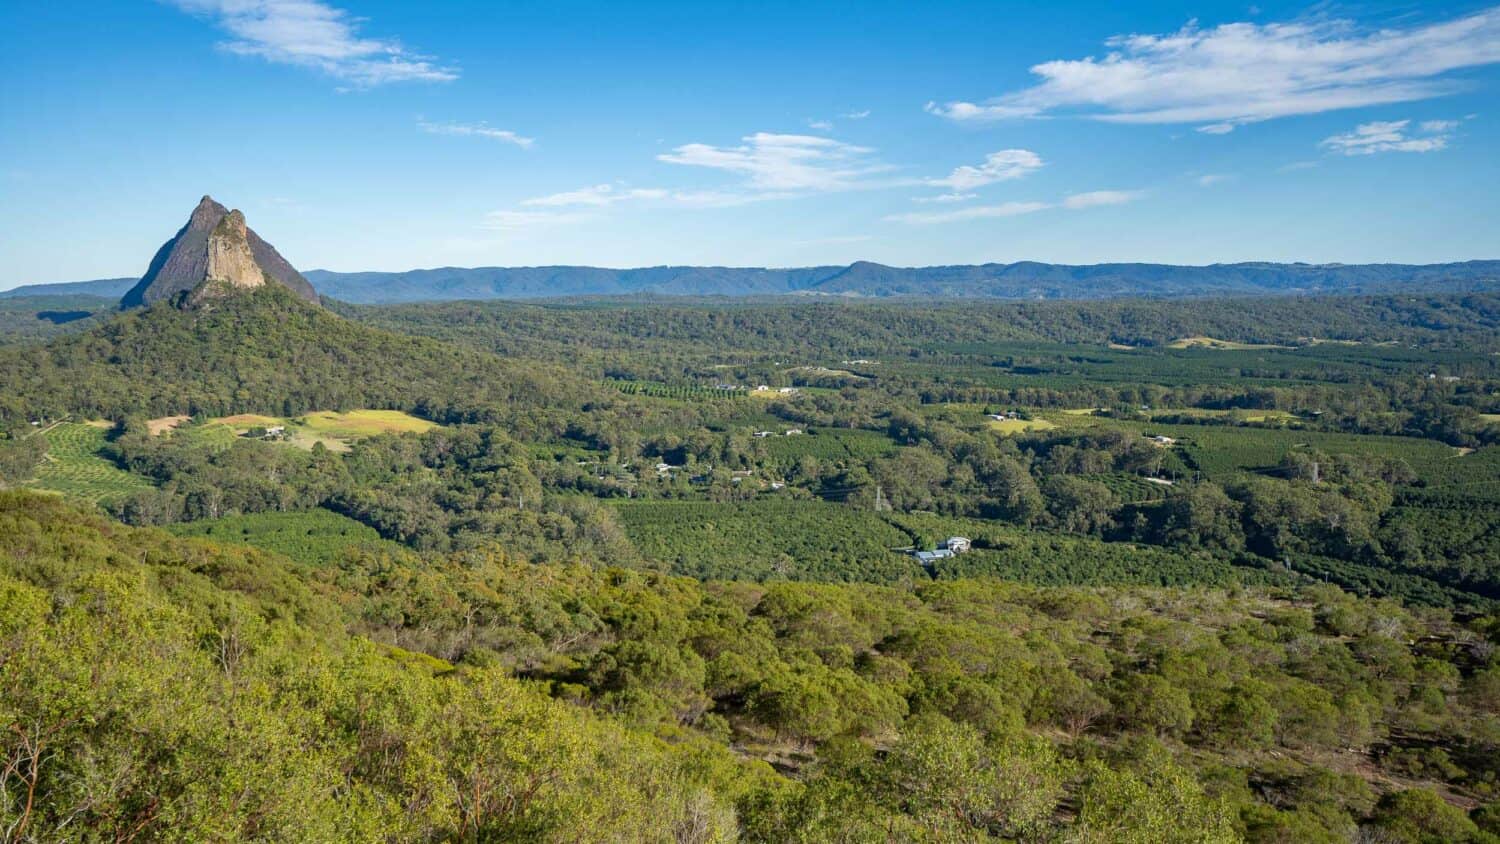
xmin=1194 ymin=173 xmax=1232 ymax=187
xmin=418 ymin=120 xmax=533 ymax=148
xmin=926 ymin=7 xmax=1500 ymax=131
xmin=657 ymin=132 xmax=889 ymax=192
xmin=889 ymin=189 xmax=1141 ymax=224
xmin=807 ymin=119 xmax=835 ymax=131
xmin=1061 ymin=190 xmax=1143 ymax=209
xmin=521 ymin=184 xmax=668 ymax=207
xmin=927 ymin=149 xmax=1044 ymax=190
xmin=1320 ymin=119 xmax=1452 ymax=155
xmin=887 ymin=201 xmax=1052 ymax=225
xmin=842 ymin=109 xmax=871 ymax=119
xmin=169 ymin=0 xmax=458 ymax=87
xmin=1277 ymin=160 xmax=1320 ymax=172
xmin=913 ymin=192 xmax=979 ymax=204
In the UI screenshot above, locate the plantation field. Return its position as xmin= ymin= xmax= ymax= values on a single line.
xmin=891 ymin=340 xmax=1498 ymax=391
xmin=1137 ymin=424 xmax=1463 ymax=481
xmin=881 ymin=512 xmax=1287 ymax=588
xmin=608 ymin=379 xmax=746 ymax=401
xmin=1032 ymin=412 xmax=1463 ymax=482
xmin=1412 ymin=446 xmax=1500 ymax=502
xmin=612 ymin=499 xmax=919 ymax=582
xmin=30 ymin=422 xmax=153 ymax=503
xmin=760 ymin=427 xmax=901 ymax=467
xmin=168 ymin=508 xmax=410 ymax=567
xmin=1146 ymin=407 xmax=1297 ymax=423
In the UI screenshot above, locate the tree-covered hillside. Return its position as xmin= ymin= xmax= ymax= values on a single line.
xmin=0 ymin=284 xmax=590 ymax=428
xmin=9 ymin=491 xmax=1500 ymax=842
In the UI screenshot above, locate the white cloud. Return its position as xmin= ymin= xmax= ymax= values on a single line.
xmin=842 ymin=110 xmax=871 ymax=119
xmin=1420 ymin=119 xmax=1460 ymax=132
xmin=1196 ymin=122 xmax=1238 ymax=135
xmin=513 ymin=184 xmax=787 ymax=213
xmin=887 ymin=201 xmax=1052 ymax=225
xmin=890 ymin=189 xmax=1141 ymax=223
xmin=418 ymin=120 xmax=533 ymax=148
xmin=807 ymin=119 xmax=835 ymax=131
xmin=927 ymin=149 xmax=1044 ymax=190
xmin=926 ymin=7 xmax=1500 ymax=129
xmin=1320 ymin=119 xmax=1451 ymax=154
xmin=1061 ymin=190 xmax=1143 ymax=209
xmin=913 ymin=193 xmax=979 ymax=204
xmin=657 ymin=132 xmax=888 ymax=191
xmin=1194 ymin=173 xmax=1231 ymax=187
xmin=169 ymin=0 xmax=458 ymax=87
xmin=521 ymin=184 xmax=667 ymax=207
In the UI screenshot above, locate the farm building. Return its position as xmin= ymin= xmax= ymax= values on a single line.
xmin=913 ymin=549 xmax=955 ymax=565
xmin=944 ymin=536 xmax=971 ymax=553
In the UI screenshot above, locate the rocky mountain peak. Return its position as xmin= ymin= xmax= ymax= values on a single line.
xmin=120 ymin=196 xmax=319 ymax=309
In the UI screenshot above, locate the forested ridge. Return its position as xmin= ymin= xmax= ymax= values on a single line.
xmin=0 ymin=284 xmax=591 ymax=426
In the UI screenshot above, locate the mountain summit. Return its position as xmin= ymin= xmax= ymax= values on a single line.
xmin=120 ymin=196 xmax=318 ymax=308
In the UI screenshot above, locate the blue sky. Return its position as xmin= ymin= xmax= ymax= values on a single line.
xmin=1 ymin=0 xmax=1498 ymax=289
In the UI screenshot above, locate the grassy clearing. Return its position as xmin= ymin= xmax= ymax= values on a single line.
xmin=196 ymin=409 xmax=440 ymax=452
xmin=146 ymin=415 xmax=190 ymax=435
xmin=30 ymin=422 xmax=152 ymax=504
xmin=988 ymin=417 xmax=1057 ymax=435
xmin=1167 ymin=336 xmax=1290 ymax=350
xmin=299 ymin=409 xmax=438 ymax=438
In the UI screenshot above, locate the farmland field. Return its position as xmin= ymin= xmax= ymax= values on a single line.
xmin=760 ymin=427 xmax=900 ymax=466
xmin=168 ymin=508 xmax=409 ymax=567
xmin=1167 ymin=335 xmax=1289 ymax=350
xmin=29 ymin=421 xmax=153 ymax=503
xmin=987 ymin=417 xmax=1057 ymax=435
xmin=191 ymin=408 xmax=441 ymax=451
xmin=612 ymin=499 xmax=918 ymax=582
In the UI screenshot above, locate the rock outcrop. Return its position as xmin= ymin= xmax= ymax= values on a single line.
xmin=121 ymin=196 xmax=319 ymax=308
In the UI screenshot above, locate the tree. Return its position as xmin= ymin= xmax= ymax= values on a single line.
xmin=1068 ymin=749 xmax=1237 ymax=844
xmin=1162 ymin=482 xmax=1245 ymax=551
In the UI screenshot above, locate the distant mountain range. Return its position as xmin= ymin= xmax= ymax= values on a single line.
xmin=6 ymin=260 xmax=1498 ymax=305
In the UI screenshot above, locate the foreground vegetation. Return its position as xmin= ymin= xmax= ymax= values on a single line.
xmin=11 ymin=492 xmax=1500 ymax=841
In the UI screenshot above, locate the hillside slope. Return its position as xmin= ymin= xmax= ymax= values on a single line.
xmin=0 ymin=283 xmax=586 ymax=427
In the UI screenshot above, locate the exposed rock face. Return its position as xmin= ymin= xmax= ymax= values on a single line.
xmin=121 ymin=196 xmax=319 ymax=308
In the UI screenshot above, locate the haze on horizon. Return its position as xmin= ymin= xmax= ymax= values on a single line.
xmin=2 ymin=0 xmax=1499 ymax=290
